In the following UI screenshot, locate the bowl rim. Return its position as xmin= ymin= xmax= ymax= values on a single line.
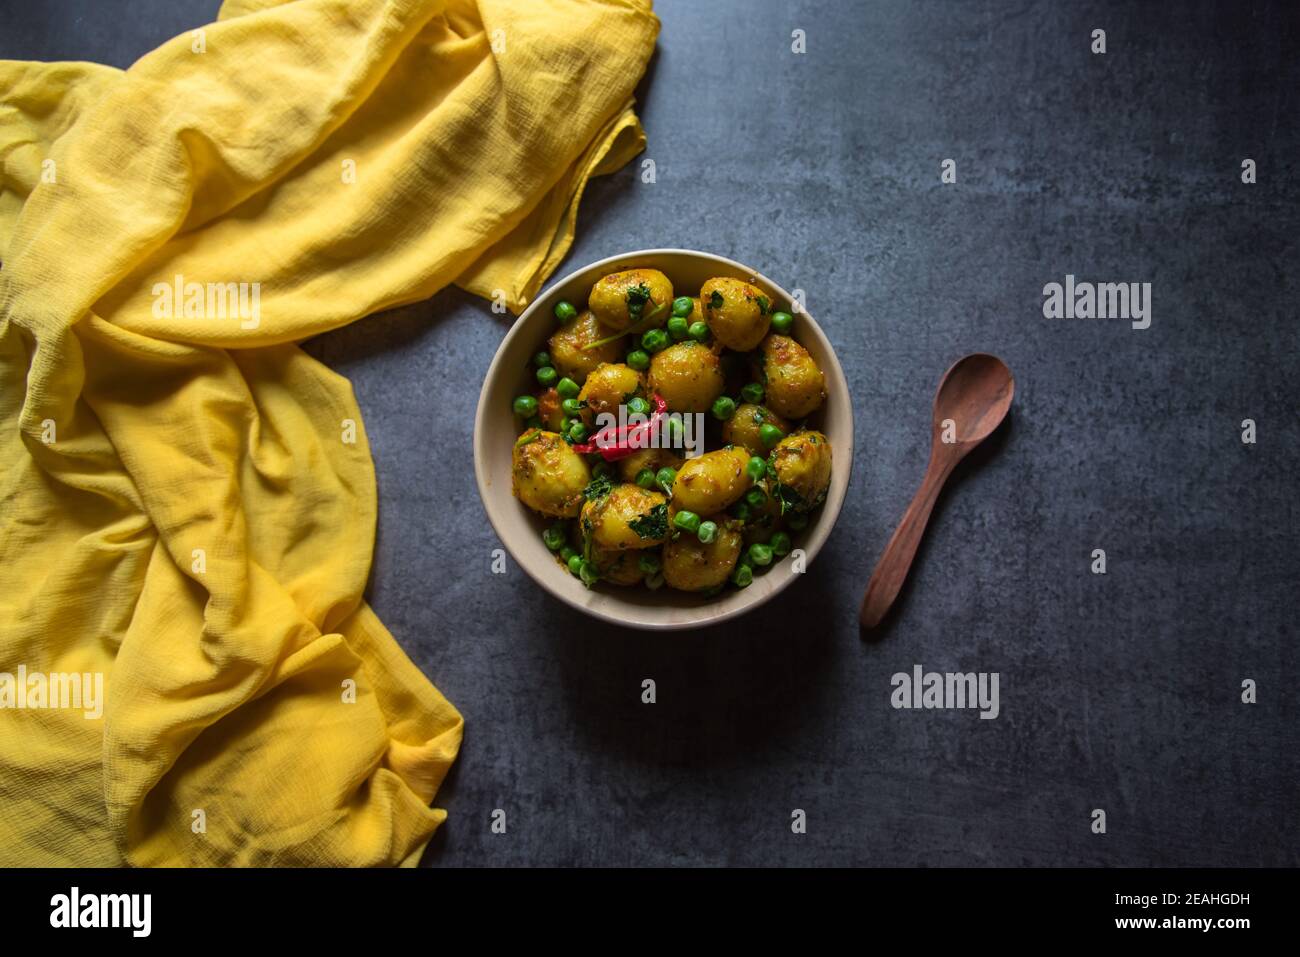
xmin=472 ymin=248 xmax=854 ymax=631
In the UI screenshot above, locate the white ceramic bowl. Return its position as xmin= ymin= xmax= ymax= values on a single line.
xmin=473 ymin=249 xmax=853 ymax=630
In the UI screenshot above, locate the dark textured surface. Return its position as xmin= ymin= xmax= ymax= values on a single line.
xmin=5 ymin=0 xmax=1297 ymax=867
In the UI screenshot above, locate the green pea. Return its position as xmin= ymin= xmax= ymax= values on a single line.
xmin=637 ymin=553 xmax=661 ymax=576
xmin=747 ymin=543 xmax=774 ymax=567
xmin=745 ymin=456 xmax=767 ymax=482
xmin=671 ymin=296 xmax=694 ymax=318
xmin=554 ymin=300 xmax=578 ymax=324
xmin=688 ymin=321 xmax=710 ymax=342
xmin=666 ymin=316 xmax=689 ymax=340
xmin=731 ymin=563 xmax=754 ymax=588
xmin=655 ymin=466 xmax=677 ymax=492
xmin=634 ymin=467 xmax=656 ymax=489
xmin=673 ymin=510 xmax=702 ymax=534
xmin=524 ymin=416 xmax=542 ymax=430
xmin=592 ymin=461 xmax=613 ymax=480
xmin=645 ymin=571 xmax=665 ymax=590
xmin=711 ymin=396 xmax=736 ymax=421
xmin=568 ymin=421 xmax=589 ymax=442
xmin=664 ymin=418 xmax=684 ymax=444
xmin=741 ymin=382 xmax=765 ymax=404
xmin=556 ymin=377 xmax=580 ymax=399
xmin=533 ymin=351 xmax=552 ymax=369
xmin=759 ymin=423 xmax=784 ymax=448
xmin=536 ymin=366 xmax=558 ymax=387
xmin=786 ymin=513 xmax=809 ymax=531
xmin=578 ymin=559 xmax=599 ymax=586
xmin=560 ymin=546 xmax=578 ymax=563
xmin=731 ymin=501 xmax=752 ymax=522
xmin=745 ymin=487 xmax=767 ymax=508
xmin=697 ymin=521 xmax=718 ymax=544
xmin=560 ymin=397 xmax=582 ymax=416
xmin=542 ymin=525 xmax=566 ymax=551
xmin=567 ymin=554 xmax=583 ymax=575
xmin=626 ymin=349 xmax=650 ymax=371
xmin=770 ymin=531 xmax=793 ymax=557
xmin=770 ymin=310 xmax=794 ymax=333
xmin=641 ymin=328 xmax=670 ymax=353
xmin=626 ymin=396 xmax=651 ymax=416
xmin=512 ymin=395 xmax=539 ymax=418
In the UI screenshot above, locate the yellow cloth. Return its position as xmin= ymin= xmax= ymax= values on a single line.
xmin=0 ymin=0 xmax=657 ymax=866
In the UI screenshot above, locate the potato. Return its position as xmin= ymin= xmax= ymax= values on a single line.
xmin=662 ymin=519 xmax=742 ymax=592
xmin=535 ymin=387 xmax=565 ymax=432
xmin=770 ymin=430 xmax=832 ymax=512
xmin=670 ymin=446 xmax=752 ymax=515
xmin=721 ymin=403 xmax=790 ymax=456
xmin=588 ymin=268 xmax=674 ymax=332
xmin=592 ymin=547 xmax=647 ymax=586
xmin=549 ymin=310 xmax=623 ymax=384
xmin=756 ymin=333 xmax=826 ymax=419
xmin=578 ymin=362 xmax=643 ymax=425
xmin=617 ymin=447 xmax=683 ymax=484
xmin=647 ymin=341 xmax=725 ymax=413
xmin=700 ymin=277 xmax=771 ymax=351
xmin=512 ymin=430 xmax=591 ymax=518
xmin=581 ymin=483 xmax=668 ymax=550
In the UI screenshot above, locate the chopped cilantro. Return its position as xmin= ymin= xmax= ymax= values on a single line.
xmin=756 ymin=295 xmax=770 ymax=315
xmin=583 ymin=473 xmax=614 ymax=500
xmin=629 ymin=502 xmax=668 ymax=540
xmin=708 ymin=290 xmax=725 ymax=310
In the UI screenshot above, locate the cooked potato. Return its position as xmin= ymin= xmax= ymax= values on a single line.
xmin=592 ymin=547 xmax=647 ymax=586
xmin=662 ymin=519 xmax=743 ymax=592
xmin=535 ymin=387 xmax=565 ymax=432
xmin=701 ymin=277 xmax=771 ymax=351
xmin=578 ymin=362 xmax=643 ymax=425
xmin=770 ymin=430 xmax=832 ymax=512
xmin=512 ymin=430 xmax=590 ymax=518
xmin=670 ymin=446 xmax=752 ymax=515
xmin=721 ymin=403 xmax=790 ymax=456
xmin=617 ymin=447 xmax=683 ymax=484
xmin=581 ymin=483 xmax=668 ymax=550
xmin=647 ymin=341 xmax=725 ymax=413
xmin=756 ymin=333 xmax=825 ymax=419
xmin=549 ymin=310 xmax=623 ymax=384
xmin=589 ymin=268 xmax=674 ymax=332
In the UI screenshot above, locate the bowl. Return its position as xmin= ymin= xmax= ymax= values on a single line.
xmin=473 ymin=249 xmax=853 ymax=631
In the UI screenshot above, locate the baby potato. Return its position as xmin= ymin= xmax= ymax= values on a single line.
xmin=589 ymin=268 xmax=674 ymax=332
xmin=618 ymin=447 xmax=683 ymax=484
xmin=671 ymin=446 xmax=752 ymax=515
xmin=581 ymin=483 xmax=668 ymax=550
xmin=535 ymin=387 xmax=566 ymax=432
xmin=578 ymin=362 xmax=643 ymax=425
xmin=701 ymin=277 xmax=771 ymax=351
xmin=662 ymin=519 xmax=743 ymax=592
xmin=512 ymin=430 xmax=591 ymax=518
xmin=721 ymin=403 xmax=790 ymax=456
xmin=770 ymin=430 xmax=832 ymax=512
xmin=592 ymin=547 xmax=646 ymax=586
xmin=549 ymin=310 xmax=623 ymax=384
xmin=647 ymin=341 xmax=725 ymax=413
xmin=756 ymin=333 xmax=826 ymax=419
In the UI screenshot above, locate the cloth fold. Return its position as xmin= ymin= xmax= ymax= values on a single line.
xmin=0 ymin=0 xmax=657 ymax=866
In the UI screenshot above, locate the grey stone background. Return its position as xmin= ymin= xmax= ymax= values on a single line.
xmin=4 ymin=0 xmax=1296 ymax=867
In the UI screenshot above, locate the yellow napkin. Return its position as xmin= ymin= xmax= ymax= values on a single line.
xmin=0 ymin=0 xmax=657 ymax=866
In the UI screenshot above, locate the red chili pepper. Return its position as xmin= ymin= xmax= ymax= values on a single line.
xmin=572 ymin=393 xmax=668 ymax=461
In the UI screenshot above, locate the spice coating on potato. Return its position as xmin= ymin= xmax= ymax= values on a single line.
xmin=535 ymin=387 xmax=565 ymax=432
xmin=701 ymin=277 xmax=771 ymax=351
xmin=588 ymin=269 xmax=674 ymax=332
xmin=578 ymin=362 xmax=643 ymax=425
xmin=581 ymin=484 xmax=668 ymax=550
xmin=662 ymin=519 xmax=743 ymax=592
xmin=512 ymin=431 xmax=591 ymax=518
xmin=670 ymin=446 xmax=752 ymax=515
xmin=770 ymin=431 xmax=832 ymax=512
xmin=722 ymin=403 xmax=790 ymax=456
xmin=617 ymin=447 xmax=683 ymax=484
xmin=756 ymin=333 xmax=825 ymax=419
xmin=592 ymin=547 xmax=646 ymax=586
xmin=548 ymin=310 xmax=623 ymax=384
xmin=647 ymin=341 xmax=725 ymax=413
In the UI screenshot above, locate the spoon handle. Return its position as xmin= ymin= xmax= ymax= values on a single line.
xmin=858 ymin=451 xmax=958 ymax=631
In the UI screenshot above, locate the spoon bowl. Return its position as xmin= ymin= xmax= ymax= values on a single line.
xmin=932 ymin=353 xmax=1016 ymax=446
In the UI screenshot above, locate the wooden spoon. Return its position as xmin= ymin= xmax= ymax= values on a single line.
xmin=858 ymin=353 xmax=1015 ymax=632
